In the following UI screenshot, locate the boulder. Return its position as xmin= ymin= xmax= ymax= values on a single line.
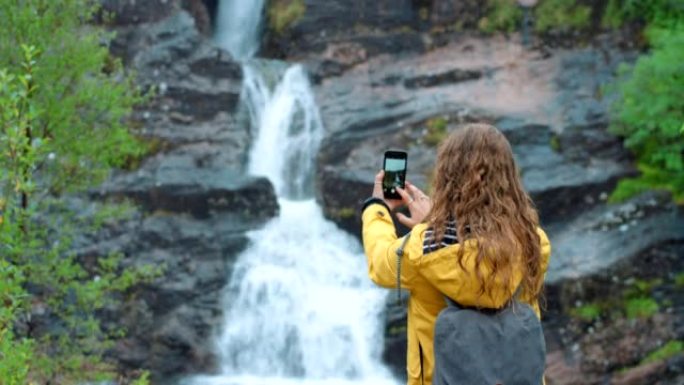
xmin=544 ymin=192 xmax=684 ymax=284
xmin=98 ymin=154 xmax=277 ymax=221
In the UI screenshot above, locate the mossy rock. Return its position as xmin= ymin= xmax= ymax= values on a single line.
xmin=641 ymin=340 xmax=684 ymax=365
xmin=268 ymin=0 xmax=306 ymax=35
xmin=423 ymin=117 xmax=449 ymax=147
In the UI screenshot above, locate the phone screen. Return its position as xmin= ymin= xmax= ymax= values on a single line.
xmin=383 ymin=151 xmax=407 ymax=199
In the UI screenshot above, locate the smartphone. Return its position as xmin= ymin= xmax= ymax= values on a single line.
xmin=383 ymin=150 xmax=407 ymax=200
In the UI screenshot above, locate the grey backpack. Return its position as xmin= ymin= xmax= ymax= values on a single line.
xmin=432 ymin=296 xmax=546 ymax=385
xmin=395 ymin=233 xmax=546 ymax=385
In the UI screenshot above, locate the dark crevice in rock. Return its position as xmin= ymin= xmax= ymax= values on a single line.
xmin=164 ymin=87 xmax=240 ymax=121
xmin=404 ymin=68 xmax=483 ymax=89
xmin=201 ymin=0 xmax=219 ymax=30
xmin=190 ymin=57 xmax=243 ymax=79
xmin=98 ymin=171 xmax=278 ymax=221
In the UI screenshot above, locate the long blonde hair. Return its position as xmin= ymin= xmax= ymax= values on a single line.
xmin=427 ymin=123 xmax=543 ymax=303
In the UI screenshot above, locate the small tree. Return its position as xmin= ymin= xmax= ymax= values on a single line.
xmin=0 ymin=0 xmax=157 ymax=383
xmin=608 ymin=18 xmax=684 ymax=202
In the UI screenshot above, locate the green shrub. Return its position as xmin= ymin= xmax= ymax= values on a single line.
xmin=570 ymin=303 xmax=602 ymax=321
xmin=675 ymin=272 xmax=684 ymax=288
xmin=479 ymin=0 xmax=523 ymax=34
xmin=549 ymin=134 xmax=561 ymax=152
xmin=336 ymin=207 xmax=356 ymax=219
xmin=269 ymin=0 xmax=306 ymax=35
xmin=0 ymin=259 xmax=33 ymax=385
xmin=625 ymin=297 xmax=659 ymax=319
xmin=608 ymin=24 xmax=684 ymax=203
xmin=480 ymin=0 xmax=592 ymax=34
xmin=641 ymin=340 xmax=684 ymax=364
xmin=534 ymin=0 xmax=591 ymax=32
xmin=602 ymin=0 xmax=684 ymax=29
xmin=424 ymin=117 xmax=449 ymax=147
xmin=0 ymin=0 xmax=159 ymax=382
xmin=131 ymin=370 xmax=152 ymax=385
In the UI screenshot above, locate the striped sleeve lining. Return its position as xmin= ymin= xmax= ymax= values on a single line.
xmin=422 ymin=220 xmax=460 ymax=254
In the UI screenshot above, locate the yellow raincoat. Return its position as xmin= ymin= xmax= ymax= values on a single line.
xmin=362 ymin=202 xmax=551 ymax=385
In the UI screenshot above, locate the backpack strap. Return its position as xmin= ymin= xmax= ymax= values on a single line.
xmin=444 ymin=284 xmax=524 ymax=312
xmin=395 ymin=232 xmax=411 ymax=306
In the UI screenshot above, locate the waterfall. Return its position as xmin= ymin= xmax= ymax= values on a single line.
xmin=214 ymin=0 xmax=266 ymax=60
xmin=244 ymin=64 xmax=323 ymax=199
xmin=184 ymin=1 xmax=398 ymax=384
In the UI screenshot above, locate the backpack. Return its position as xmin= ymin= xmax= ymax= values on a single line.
xmin=432 ymin=297 xmax=546 ymax=385
xmin=395 ymin=233 xmax=546 ymax=385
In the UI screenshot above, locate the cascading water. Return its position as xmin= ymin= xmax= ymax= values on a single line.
xmin=243 ymin=64 xmax=322 ymax=199
xmin=213 ymin=0 xmax=266 ymax=60
xmin=183 ymin=1 xmax=398 ymax=384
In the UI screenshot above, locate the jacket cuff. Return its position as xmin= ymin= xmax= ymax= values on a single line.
xmin=361 ymin=197 xmax=390 ymax=214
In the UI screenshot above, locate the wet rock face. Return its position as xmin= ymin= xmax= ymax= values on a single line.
xmin=101 ymin=0 xmax=213 ymax=34
xmin=99 ymin=164 xmax=277 ymax=220
xmin=76 ymin=205 xmax=261 ymax=378
xmin=313 ymin=34 xmax=684 ymax=380
xmin=264 ymin=0 xmax=418 ymax=58
xmin=315 ymin=36 xmax=639 ymax=235
xmin=100 ymin=0 xmax=182 ymax=26
xmin=261 ymin=0 xmax=488 ymax=65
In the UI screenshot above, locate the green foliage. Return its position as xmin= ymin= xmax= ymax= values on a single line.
xmin=534 ymin=0 xmax=591 ymax=33
xmin=0 ymin=1 xmax=158 ymax=382
xmin=622 ymin=278 xmax=663 ymax=299
xmin=335 ymin=207 xmax=356 ymax=219
xmin=641 ymin=340 xmax=684 ymax=364
xmin=268 ymin=0 xmax=306 ymax=35
xmin=570 ymin=303 xmax=602 ymax=321
xmin=610 ymin=163 xmax=684 ymax=204
xmin=621 ymin=278 xmax=661 ymax=319
xmin=479 ymin=0 xmax=523 ymax=34
xmin=131 ymin=371 xmax=152 ymax=385
xmin=549 ymin=134 xmax=561 ymax=152
xmin=480 ymin=0 xmax=590 ymax=34
xmin=0 ymin=259 xmax=33 ymax=385
xmin=675 ymin=272 xmax=684 ymax=288
xmin=424 ymin=117 xmax=449 ymax=147
xmin=419 ymin=7 xmax=430 ymax=21
xmin=608 ymin=24 xmax=684 ymax=202
xmin=625 ymin=297 xmax=659 ymax=319
xmin=0 ymin=0 xmax=147 ymax=195
xmin=568 ymin=278 xmax=669 ymax=322
xmin=602 ymin=0 xmax=684 ymax=29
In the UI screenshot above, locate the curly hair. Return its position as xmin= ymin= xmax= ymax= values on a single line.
xmin=427 ymin=123 xmax=543 ymax=305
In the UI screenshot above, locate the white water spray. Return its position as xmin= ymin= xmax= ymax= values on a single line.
xmin=244 ymin=64 xmax=323 ymax=199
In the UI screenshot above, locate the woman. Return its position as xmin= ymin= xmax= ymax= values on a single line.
xmin=361 ymin=123 xmax=551 ymax=385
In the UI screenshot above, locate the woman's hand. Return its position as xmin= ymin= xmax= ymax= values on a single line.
xmin=372 ymin=170 xmax=432 ymax=229
xmin=396 ymin=182 xmax=431 ymax=228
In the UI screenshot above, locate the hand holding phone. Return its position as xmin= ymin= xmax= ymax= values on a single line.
xmin=383 ymin=150 xmax=407 ymax=200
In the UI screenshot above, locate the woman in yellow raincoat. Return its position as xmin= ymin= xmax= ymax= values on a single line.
xmin=361 ymin=123 xmax=551 ymax=385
